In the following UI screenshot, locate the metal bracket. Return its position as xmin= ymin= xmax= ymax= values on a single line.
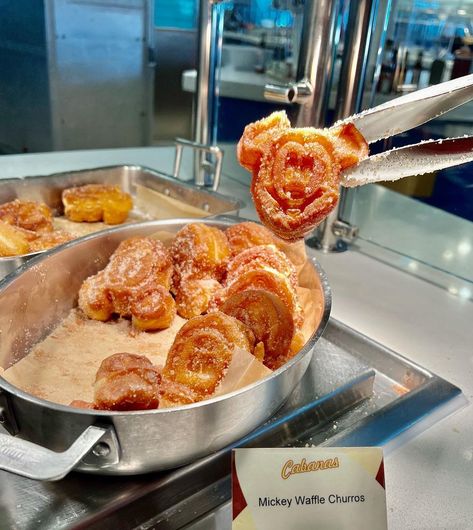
xmin=332 ymin=219 xmax=359 ymax=241
xmin=264 ymin=79 xmax=313 ymax=105
xmin=79 ymin=424 xmax=121 ymax=470
xmin=173 ymin=138 xmax=224 ymax=192
xmin=307 ymin=218 xmax=359 ymax=253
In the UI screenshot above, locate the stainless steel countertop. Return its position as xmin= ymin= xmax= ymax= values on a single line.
xmin=1 ymin=146 xmax=472 ymax=529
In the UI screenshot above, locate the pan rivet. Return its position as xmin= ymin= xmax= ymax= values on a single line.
xmin=164 ymin=188 xmax=170 ymax=196
xmin=92 ymin=442 xmax=111 ymax=458
xmin=203 ymin=203 xmax=210 ymax=212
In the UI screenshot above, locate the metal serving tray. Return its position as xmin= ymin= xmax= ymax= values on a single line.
xmin=0 ymin=165 xmax=242 ymax=279
xmin=0 ymin=319 xmax=461 ymax=530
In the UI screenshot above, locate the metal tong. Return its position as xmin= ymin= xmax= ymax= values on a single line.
xmin=337 ymin=74 xmax=473 ymax=187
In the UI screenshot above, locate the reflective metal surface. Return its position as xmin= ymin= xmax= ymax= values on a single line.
xmin=316 ymin=64 xmax=473 ymax=252
xmin=0 ymin=0 xmax=154 ymax=153
xmin=0 ymin=426 xmax=108 ymax=481
xmin=0 ymin=319 xmax=461 ymax=529
xmin=293 ymin=0 xmax=339 ymax=127
xmin=194 ymin=0 xmax=226 ymax=186
xmin=0 ymin=1 xmax=52 ymax=154
xmin=334 ymin=0 xmax=379 ymax=122
xmin=264 ymin=0 xmax=340 ymax=127
xmin=153 ymin=28 xmax=196 ymax=143
xmin=45 ymin=0 xmax=154 ymax=150
xmin=174 ymin=138 xmax=224 ymax=192
xmin=315 ymin=0 xmax=379 ymax=252
xmin=0 ymin=218 xmax=331 ymax=477
xmin=0 ymin=165 xmax=242 ymax=279
xmin=342 ymin=135 xmax=473 ymax=187
xmin=342 ymin=72 xmax=473 ymax=145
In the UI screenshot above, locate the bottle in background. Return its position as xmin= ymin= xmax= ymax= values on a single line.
xmin=376 ymin=39 xmax=396 ymax=94
xmin=412 ymin=51 xmax=423 ymax=87
xmin=429 ymin=51 xmax=446 ymax=85
xmin=450 ymin=37 xmax=472 ymax=79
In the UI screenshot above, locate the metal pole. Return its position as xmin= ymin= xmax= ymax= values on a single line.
xmin=294 ymin=0 xmax=340 ymax=127
xmin=194 ymin=0 xmax=223 ymax=186
xmin=335 ymin=0 xmax=380 ymax=120
xmin=264 ymin=0 xmax=340 ymax=128
xmin=314 ymin=0 xmax=382 ymax=252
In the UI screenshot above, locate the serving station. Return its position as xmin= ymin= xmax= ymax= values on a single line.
xmin=0 ymin=315 xmax=461 ymax=529
xmin=1 ymin=0 xmax=472 ymax=525
xmin=0 ymin=145 xmax=470 ymax=529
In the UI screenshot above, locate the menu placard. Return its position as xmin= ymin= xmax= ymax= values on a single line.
xmin=232 ymin=447 xmax=387 ymax=530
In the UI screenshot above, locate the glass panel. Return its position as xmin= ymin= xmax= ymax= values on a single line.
xmin=340 ymin=0 xmax=473 ymax=295
xmin=217 ymin=0 xmax=301 ymax=142
xmin=154 ymin=0 xmax=197 ymax=29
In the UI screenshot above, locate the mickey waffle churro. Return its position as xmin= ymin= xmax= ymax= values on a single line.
xmin=78 ymin=237 xmax=175 ymax=331
xmin=62 ymin=184 xmax=133 ymax=225
xmin=162 ymin=312 xmax=255 ymax=403
xmin=237 ymin=112 xmax=368 ymax=241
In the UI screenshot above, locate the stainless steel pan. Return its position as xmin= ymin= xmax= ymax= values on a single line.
xmin=0 ymin=218 xmax=331 ymax=480
xmin=0 ymin=165 xmax=242 ymax=280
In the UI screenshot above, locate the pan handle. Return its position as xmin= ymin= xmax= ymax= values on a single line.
xmin=0 ymin=425 xmax=109 ymax=481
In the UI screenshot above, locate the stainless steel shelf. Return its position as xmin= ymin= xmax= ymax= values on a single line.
xmin=0 ymin=319 xmax=461 ymax=530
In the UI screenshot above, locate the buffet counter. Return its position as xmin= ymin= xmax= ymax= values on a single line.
xmin=0 ymin=146 xmax=472 ymax=529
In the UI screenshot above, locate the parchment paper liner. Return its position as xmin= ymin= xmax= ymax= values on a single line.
xmin=3 ymin=231 xmax=324 ymax=408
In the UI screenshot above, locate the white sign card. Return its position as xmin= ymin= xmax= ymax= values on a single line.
xmin=232 ymin=447 xmax=387 ymax=530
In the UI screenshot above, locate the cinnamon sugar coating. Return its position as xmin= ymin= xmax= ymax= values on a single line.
xmin=221 ymin=289 xmax=295 ymax=370
xmin=175 ymin=278 xmax=223 ymax=319
xmin=216 ymin=268 xmax=303 ymax=329
xmin=78 ymin=271 xmax=114 ymax=321
xmin=237 ymin=111 xmax=368 ymax=241
xmin=94 ymin=352 xmax=160 ymax=411
xmin=27 ymin=229 xmax=74 ymax=252
xmin=105 ymin=236 xmax=173 ymax=313
xmin=0 ymin=199 xmax=75 ymax=256
xmin=78 ymin=236 xmax=175 ymax=330
xmin=159 ymin=377 xmax=201 ymax=406
xmin=171 ymin=223 xmax=230 ymax=285
xmin=330 ymin=122 xmax=369 ymax=170
xmin=0 ymin=221 xmax=30 ymax=257
xmin=130 ymin=286 xmax=176 ymax=331
xmin=170 ymin=223 xmax=230 ymax=317
xmin=237 ymin=111 xmax=290 ymax=172
xmin=162 ymin=312 xmax=255 ymax=401
xmin=0 ymin=199 xmax=53 ymax=232
xmin=225 ymin=221 xmax=276 ymax=256
xmin=106 ymin=237 xmax=173 ymax=305
xmin=225 ymin=244 xmax=298 ymax=289
xmin=252 ymin=128 xmax=341 ymax=241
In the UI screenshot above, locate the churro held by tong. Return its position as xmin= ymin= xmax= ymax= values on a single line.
xmin=239 ymin=114 xmax=368 ymax=241
xmin=239 ymin=76 xmax=473 ymax=240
